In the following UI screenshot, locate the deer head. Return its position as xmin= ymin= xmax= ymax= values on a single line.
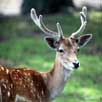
xmin=31 ymin=6 xmax=92 ymax=71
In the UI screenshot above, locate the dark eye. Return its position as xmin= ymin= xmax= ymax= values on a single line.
xmin=76 ymin=39 xmax=79 ymax=43
xmin=58 ymin=49 xmax=64 ymax=53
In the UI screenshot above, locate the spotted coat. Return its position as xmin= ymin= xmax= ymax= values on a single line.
xmin=0 ymin=65 xmax=49 ymax=102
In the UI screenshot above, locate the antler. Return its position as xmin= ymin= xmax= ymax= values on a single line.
xmin=30 ymin=8 xmax=63 ymax=40
xmin=71 ymin=6 xmax=87 ymax=38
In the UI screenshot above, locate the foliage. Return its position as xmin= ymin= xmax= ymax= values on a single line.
xmin=22 ymin=0 xmax=73 ymax=14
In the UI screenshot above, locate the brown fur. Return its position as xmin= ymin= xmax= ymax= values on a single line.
xmin=0 ymin=65 xmax=49 ymax=102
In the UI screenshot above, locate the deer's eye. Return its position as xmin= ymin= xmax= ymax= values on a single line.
xmin=58 ymin=48 xmax=64 ymax=53
xmin=76 ymin=39 xmax=79 ymax=43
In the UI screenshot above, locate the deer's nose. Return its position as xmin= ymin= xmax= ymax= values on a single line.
xmin=73 ymin=61 xmax=79 ymax=69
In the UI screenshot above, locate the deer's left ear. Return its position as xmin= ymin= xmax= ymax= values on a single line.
xmin=44 ymin=37 xmax=59 ymax=49
xmin=78 ymin=34 xmax=92 ymax=47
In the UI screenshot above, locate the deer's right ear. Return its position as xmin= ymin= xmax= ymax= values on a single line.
xmin=44 ymin=37 xmax=59 ymax=49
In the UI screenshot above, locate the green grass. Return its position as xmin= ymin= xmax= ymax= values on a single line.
xmin=0 ymin=11 xmax=102 ymax=102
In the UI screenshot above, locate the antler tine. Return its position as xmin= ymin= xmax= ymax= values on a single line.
xmin=56 ymin=22 xmax=64 ymax=38
xmin=71 ymin=6 xmax=87 ymax=38
xmin=39 ymin=15 xmax=60 ymax=39
xmin=31 ymin=8 xmax=63 ymax=40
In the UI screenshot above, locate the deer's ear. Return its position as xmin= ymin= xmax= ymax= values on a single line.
xmin=44 ymin=37 xmax=59 ymax=49
xmin=78 ymin=34 xmax=92 ymax=47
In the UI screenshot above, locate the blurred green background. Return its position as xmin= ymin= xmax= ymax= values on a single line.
xmin=0 ymin=0 xmax=102 ymax=102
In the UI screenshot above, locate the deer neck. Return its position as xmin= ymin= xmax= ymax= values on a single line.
xmin=42 ymin=53 xmax=72 ymax=100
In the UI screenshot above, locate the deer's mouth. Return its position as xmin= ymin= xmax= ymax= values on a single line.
xmin=61 ymin=62 xmax=75 ymax=71
xmin=61 ymin=60 xmax=80 ymax=71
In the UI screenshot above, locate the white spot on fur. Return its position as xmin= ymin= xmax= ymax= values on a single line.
xmin=2 ymin=83 xmax=7 ymax=89
xmin=1 ymin=66 xmax=4 ymax=70
xmin=41 ymin=90 xmax=44 ymax=95
xmin=7 ymin=91 xmax=10 ymax=97
xmin=6 ymin=69 xmax=9 ymax=74
xmin=15 ymin=95 xmax=32 ymax=102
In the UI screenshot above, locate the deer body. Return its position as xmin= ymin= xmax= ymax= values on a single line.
xmin=0 ymin=55 xmax=71 ymax=102
xmin=0 ymin=7 xmax=92 ymax=102
xmin=0 ymin=49 xmax=73 ymax=102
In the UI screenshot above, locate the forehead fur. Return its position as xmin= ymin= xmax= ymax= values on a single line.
xmin=60 ymin=37 xmax=77 ymax=48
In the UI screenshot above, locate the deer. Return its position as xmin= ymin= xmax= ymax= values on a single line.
xmin=0 ymin=6 xmax=92 ymax=102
